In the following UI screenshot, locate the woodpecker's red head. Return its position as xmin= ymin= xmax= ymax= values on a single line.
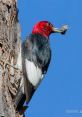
xmin=32 ymin=21 xmax=68 ymax=38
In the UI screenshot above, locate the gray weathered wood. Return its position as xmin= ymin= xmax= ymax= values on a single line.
xmin=0 ymin=0 xmax=24 ymax=116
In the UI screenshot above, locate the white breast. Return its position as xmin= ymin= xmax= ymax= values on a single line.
xmin=25 ymin=59 xmax=43 ymax=88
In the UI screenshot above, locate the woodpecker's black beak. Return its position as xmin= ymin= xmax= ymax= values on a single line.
xmin=52 ymin=25 xmax=68 ymax=34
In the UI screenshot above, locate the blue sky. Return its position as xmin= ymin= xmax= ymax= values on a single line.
xmin=18 ymin=0 xmax=82 ymax=117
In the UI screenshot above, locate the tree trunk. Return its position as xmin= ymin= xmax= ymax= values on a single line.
xmin=0 ymin=0 xmax=24 ymax=117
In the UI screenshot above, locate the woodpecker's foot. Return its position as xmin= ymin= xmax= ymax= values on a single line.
xmin=19 ymin=106 xmax=28 ymax=115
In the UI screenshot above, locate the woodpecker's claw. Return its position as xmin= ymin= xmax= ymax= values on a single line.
xmin=60 ymin=25 xmax=68 ymax=34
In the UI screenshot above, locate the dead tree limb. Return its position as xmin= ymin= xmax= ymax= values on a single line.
xmin=0 ymin=0 xmax=24 ymax=117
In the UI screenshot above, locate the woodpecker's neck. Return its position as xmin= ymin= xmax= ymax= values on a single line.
xmin=32 ymin=32 xmax=50 ymax=39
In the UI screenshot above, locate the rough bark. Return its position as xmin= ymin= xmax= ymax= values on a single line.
xmin=0 ymin=0 xmax=24 ymax=117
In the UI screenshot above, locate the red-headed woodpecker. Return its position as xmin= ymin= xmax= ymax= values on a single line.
xmin=16 ymin=21 xmax=68 ymax=112
xmin=22 ymin=21 xmax=68 ymax=103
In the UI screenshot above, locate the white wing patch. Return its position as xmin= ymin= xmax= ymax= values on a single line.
xmin=25 ymin=59 xmax=43 ymax=88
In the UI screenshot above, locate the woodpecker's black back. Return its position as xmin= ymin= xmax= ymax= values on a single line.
xmin=22 ymin=33 xmax=51 ymax=103
xmin=23 ymin=33 xmax=51 ymax=74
